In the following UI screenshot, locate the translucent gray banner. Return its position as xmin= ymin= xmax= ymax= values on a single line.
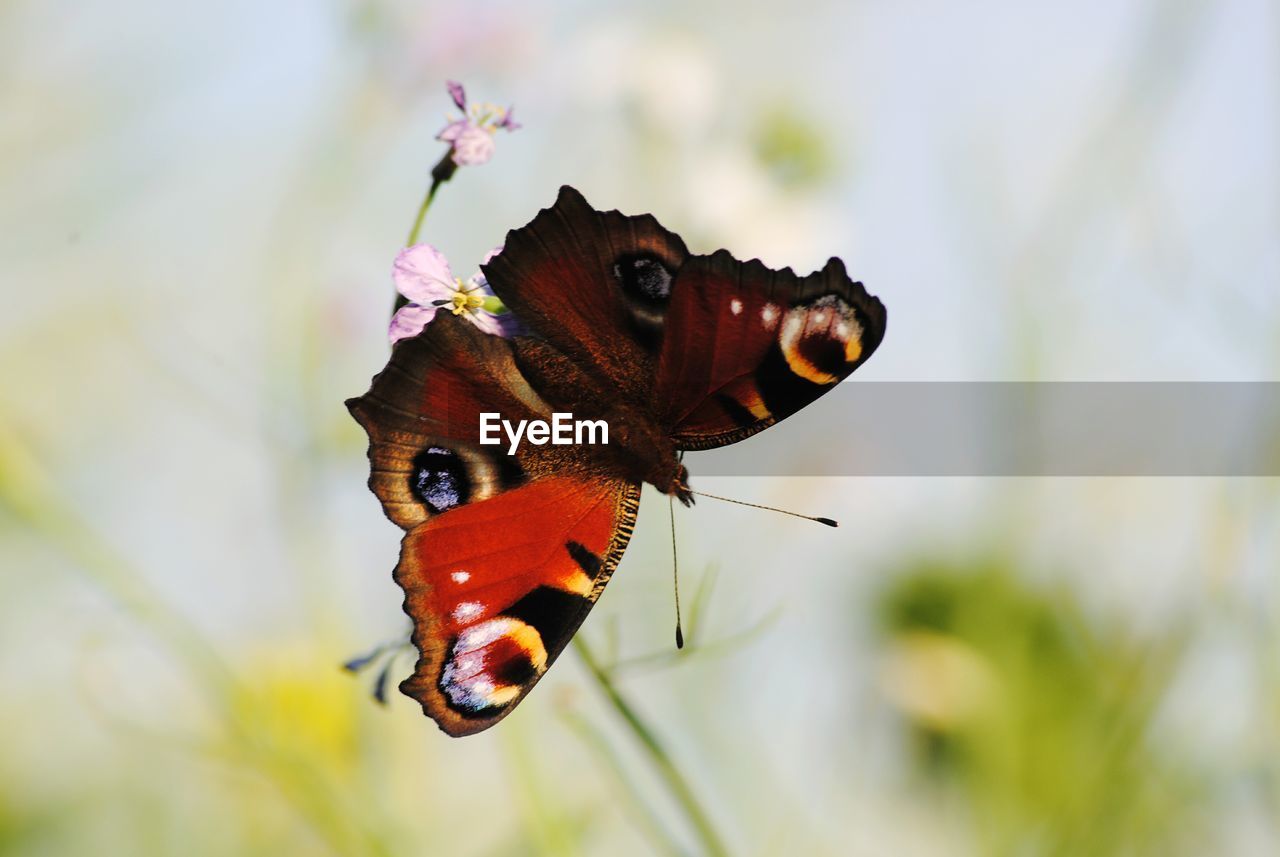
xmin=686 ymin=383 xmax=1280 ymax=476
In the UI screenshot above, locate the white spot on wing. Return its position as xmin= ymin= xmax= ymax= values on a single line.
xmin=451 ymin=651 xmax=483 ymax=679
xmin=730 ymin=298 xmax=743 ymax=315
xmin=761 ymin=304 xmax=780 ymax=327
xmin=452 ymin=601 xmax=484 ymax=623
xmin=456 ymin=617 xmax=520 ymax=652
xmin=780 ymin=311 xmax=805 ymax=351
xmin=451 ymin=570 xmax=470 ymax=584
xmin=439 ymin=616 xmax=544 ymax=712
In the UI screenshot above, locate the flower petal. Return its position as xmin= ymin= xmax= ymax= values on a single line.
xmin=449 ymin=125 xmax=496 ymax=166
xmin=446 ymin=80 xmax=467 ymax=111
xmin=467 ymin=308 xmax=524 ymax=338
xmin=488 ymin=309 xmax=527 ymax=338
xmin=436 ymin=119 xmax=469 ymax=143
xmin=393 ymin=244 xmax=456 ymax=303
xmin=468 ymin=310 xmax=506 ymax=337
xmin=389 ymin=303 xmax=438 ymax=344
xmin=465 ymin=246 xmax=505 ymax=294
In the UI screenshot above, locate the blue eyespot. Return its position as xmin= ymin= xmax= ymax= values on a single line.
xmin=613 ymin=253 xmax=673 ymax=303
xmin=411 ymin=446 xmax=470 ymax=513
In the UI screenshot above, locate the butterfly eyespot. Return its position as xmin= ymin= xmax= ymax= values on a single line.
xmin=778 ymin=294 xmax=865 ymax=385
xmin=411 ymin=446 xmax=471 ymax=513
xmin=439 ymin=617 xmax=548 ymax=716
xmin=612 ymin=252 xmax=674 ymax=303
xmin=491 ymin=653 xmax=539 ymax=686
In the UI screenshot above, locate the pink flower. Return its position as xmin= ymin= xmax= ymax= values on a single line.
xmin=389 ymin=244 xmax=513 ymax=343
xmin=436 ymin=80 xmax=520 ymax=167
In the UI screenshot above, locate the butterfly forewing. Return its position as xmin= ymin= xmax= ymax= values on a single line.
xmin=482 ymin=186 xmax=690 ymax=399
xmin=655 ymin=251 xmax=886 ymax=449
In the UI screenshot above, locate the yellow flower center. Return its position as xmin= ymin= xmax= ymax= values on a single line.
xmin=467 ymin=102 xmax=509 ymax=133
xmin=449 ymin=280 xmax=486 ymax=315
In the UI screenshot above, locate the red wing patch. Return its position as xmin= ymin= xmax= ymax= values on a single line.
xmin=395 ymin=476 xmax=640 ymax=736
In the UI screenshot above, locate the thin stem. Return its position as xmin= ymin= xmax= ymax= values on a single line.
xmin=395 ymin=150 xmax=459 ymax=315
xmin=405 ymin=180 xmax=441 ymax=248
xmin=409 ymin=149 xmax=462 ymax=245
xmin=573 ymin=636 xmax=728 ymax=857
xmin=394 ymin=179 xmax=442 ymax=318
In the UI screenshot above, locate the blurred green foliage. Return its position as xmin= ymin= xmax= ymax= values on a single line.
xmin=877 ymin=560 xmax=1203 ymax=857
xmin=751 ymin=105 xmax=834 ymax=189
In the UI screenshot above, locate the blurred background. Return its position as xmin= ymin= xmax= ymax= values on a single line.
xmin=3 ymin=0 xmax=1279 ymax=854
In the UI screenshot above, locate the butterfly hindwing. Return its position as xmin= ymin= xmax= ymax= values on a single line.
xmin=397 ymin=476 xmax=639 ymax=736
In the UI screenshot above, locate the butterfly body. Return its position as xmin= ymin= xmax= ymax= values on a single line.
xmin=505 ymin=336 xmax=690 ymax=497
xmin=348 ymin=186 xmax=885 ymax=735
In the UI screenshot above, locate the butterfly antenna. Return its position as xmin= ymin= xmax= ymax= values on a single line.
xmin=686 ymin=489 xmax=838 ymax=527
xmin=670 ymin=493 xmax=685 ymax=649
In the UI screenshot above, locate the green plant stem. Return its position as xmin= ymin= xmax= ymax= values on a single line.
xmin=405 ymin=181 xmax=440 ymax=249
xmin=395 ymin=150 xmax=459 ymax=314
xmin=573 ymin=636 xmax=728 ymax=857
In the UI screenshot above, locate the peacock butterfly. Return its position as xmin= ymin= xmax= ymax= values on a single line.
xmin=347 ymin=186 xmax=886 ymax=736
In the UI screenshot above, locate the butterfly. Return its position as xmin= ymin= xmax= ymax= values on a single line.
xmin=347 ymin=186 xmax=886 ymax=736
